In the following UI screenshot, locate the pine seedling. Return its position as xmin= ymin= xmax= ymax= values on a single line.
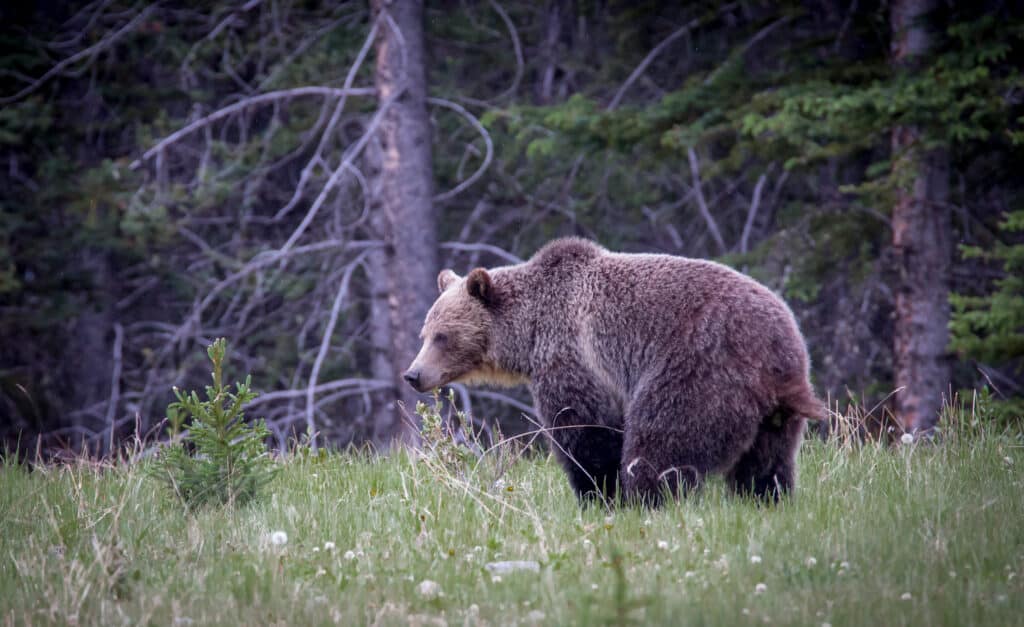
xmin=150 ymin=338 xmax=276 ymax=509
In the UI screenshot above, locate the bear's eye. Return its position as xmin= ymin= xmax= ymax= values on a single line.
xmin=433 ymin=332 xmax=448 ymax=346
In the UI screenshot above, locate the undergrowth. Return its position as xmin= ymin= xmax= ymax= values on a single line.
xmin=0 ymin=395 xmax=1021 ymax=626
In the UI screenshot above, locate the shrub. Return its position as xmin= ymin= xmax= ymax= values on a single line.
xmin=150 ymin=338 xmax=276 ymax=508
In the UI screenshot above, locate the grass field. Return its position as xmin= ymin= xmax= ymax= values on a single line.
xmin=2 ymin=417 xmax=1022 ymax=626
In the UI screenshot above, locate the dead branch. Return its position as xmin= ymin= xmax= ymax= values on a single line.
xmin=1 ymin=5 xmax=158 ymax=105
xmin=686 ymin=147 xmax=727 ymax=255
xmin=739 ymin=173 xmax=768 ymax=254
xmin=441 ymin=241 xmax=523 ymax=265
xmin=129 ymin=86 xmax=376 ymax=169
xmin=607 ymin=2 xmax=738 ymax=111
xmin=103 ymin=323 xmax=124 ymax=454
xmin=487 ymin=0 xmax=524 ymax=102
xmin=304 ymin=250 xmax=373 ymax=449
xmin=429 ymin=97 xmax=494 ymax=202
xmin=274 ymin=16 xmax=380 ymax=220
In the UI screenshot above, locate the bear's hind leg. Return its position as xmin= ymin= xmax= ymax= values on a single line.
xmin=727 ymin=408 xmax=806 ymax=502
xmin=619 ymin=383 xmax=760 ymax=507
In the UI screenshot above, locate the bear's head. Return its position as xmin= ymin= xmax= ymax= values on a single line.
xmin=402 ymin=267 xmax=497 ymax=393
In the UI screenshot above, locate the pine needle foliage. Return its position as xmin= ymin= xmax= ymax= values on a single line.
xmin=150 ymin=338 xmax=276 ymax=509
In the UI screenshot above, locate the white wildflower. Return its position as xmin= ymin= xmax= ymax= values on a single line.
xmin=805 ymin=556 xmax=817 ymax=568
xmin=315 ymin=567 xmax=326 ymax=577
xmin=657 ymin=540 xmax=670 ymax=551
xmin=269 ymin=531 xmax=288 ymax=546
xmin=491 ymin=575 xmax=502 ymax=583
xmin=684 ymin=571 xmax=696 ymax=579
xmin=416 ymin=579 xmax=441 ymax=600
xmin=343 ymin=550 xmax=356 ymax=561
xmin=900 ymin=592 xmax=912 ymax=601
xmin=754 ymin=583 xmax=767 ymax=595
xmin=839 ymin=561 xmax=850 ymax=570
xmin=526 ymin=610 xmax=546 ymax=623
xmin=901 ymin=433 xmax=914 ymax=445
xmin=750 ymin=555 xmax=762 ymax=564
xmin=591 ymin=583 xmax=598 ymax=590
xmin=323 ymin=541 xmax=335 ymax=551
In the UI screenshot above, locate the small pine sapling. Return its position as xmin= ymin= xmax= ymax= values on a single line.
xmin=150 ymin=338 xmax=276 ymax=508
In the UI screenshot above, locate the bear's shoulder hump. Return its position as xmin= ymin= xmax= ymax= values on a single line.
xmin=530 ymin=237 xmax=603 ymax=267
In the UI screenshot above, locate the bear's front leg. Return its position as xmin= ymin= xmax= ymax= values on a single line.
xmin=531 ymin=370 xmax=624 ymax=504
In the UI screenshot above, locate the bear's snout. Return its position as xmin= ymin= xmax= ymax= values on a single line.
xmin=402 ymin=369 xmax=423 ymax=391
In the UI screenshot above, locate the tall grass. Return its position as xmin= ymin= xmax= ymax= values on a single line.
xmin=1 ymin=402 xmax=1022 ymax=626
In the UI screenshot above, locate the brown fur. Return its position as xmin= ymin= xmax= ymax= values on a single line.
xmin=405 ymin=238 xmax=825 ymax=505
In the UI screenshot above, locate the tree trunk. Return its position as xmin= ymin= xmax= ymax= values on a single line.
xmin=890 ymin=0 xmax=951 ymax=432
xmin=371 ymin=0 xmax=438 ymax=445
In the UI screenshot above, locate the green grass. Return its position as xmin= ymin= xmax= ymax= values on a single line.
xmin=2 ymin=425 xmax=1023 ymax=626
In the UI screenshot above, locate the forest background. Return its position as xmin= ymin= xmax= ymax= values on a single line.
xmin=1 ymin=0 xmax=1021 ymax=456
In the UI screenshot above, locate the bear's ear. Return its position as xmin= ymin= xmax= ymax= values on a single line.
xmin=466 ymin=267 xmax=493 ymax=304
xmin=438 ymin=269 xmax=460 ymax=293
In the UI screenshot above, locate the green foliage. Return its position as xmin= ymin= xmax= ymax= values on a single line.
xmin=150 ymin=338 xmax=276 ymax=509
xmin=950 ymin=210 xmax=1024 ymax=420
xmin=416 ymin=390 xmax=481 ymax=478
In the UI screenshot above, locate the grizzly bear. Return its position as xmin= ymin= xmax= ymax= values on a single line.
xmin=404 ymin=238 xmax=824 ymax=505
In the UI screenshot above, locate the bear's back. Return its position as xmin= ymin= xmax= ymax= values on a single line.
xmin=561 ymin=245 xmax=807 ymax=399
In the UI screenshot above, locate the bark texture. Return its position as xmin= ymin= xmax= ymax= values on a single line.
xmin=890 ymin=0 xmax=951 ymax=431
xmin=371 ymin=0 xmax=438 ymax=445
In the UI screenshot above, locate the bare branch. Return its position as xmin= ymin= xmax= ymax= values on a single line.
xmin=129 ymin=87 xmax=376 ymax=169
xmin=103 ymin=323 xmax=124 ymax=455
xmin=739 ymin=173 xmax=768 ymax=254
xmin=247 ymin=378 xmax=393 ymax=407
xmin=305 ymin=250 xmax=372 ymax=449
xmin=441 ymin=241 xmax=523 ymax=265
xmin=487 ymin=0 xmax=524 ymax=102
xmin=274 ymin=17 xmax=381 ymax=220
xmin=429 ymin=97 xmax=494 ymax=202
xmin=467 ymin=389 xmax=535 ymax=417
xmin=686 ymin=147 xmax=727 ymax=255
xmin=0 ymin=5 xmax=157 ymax=105
xmin=607 ymin=2 xmax=738 ymax=111
xmin=704 ymin=14 xmax=793 ymax=86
